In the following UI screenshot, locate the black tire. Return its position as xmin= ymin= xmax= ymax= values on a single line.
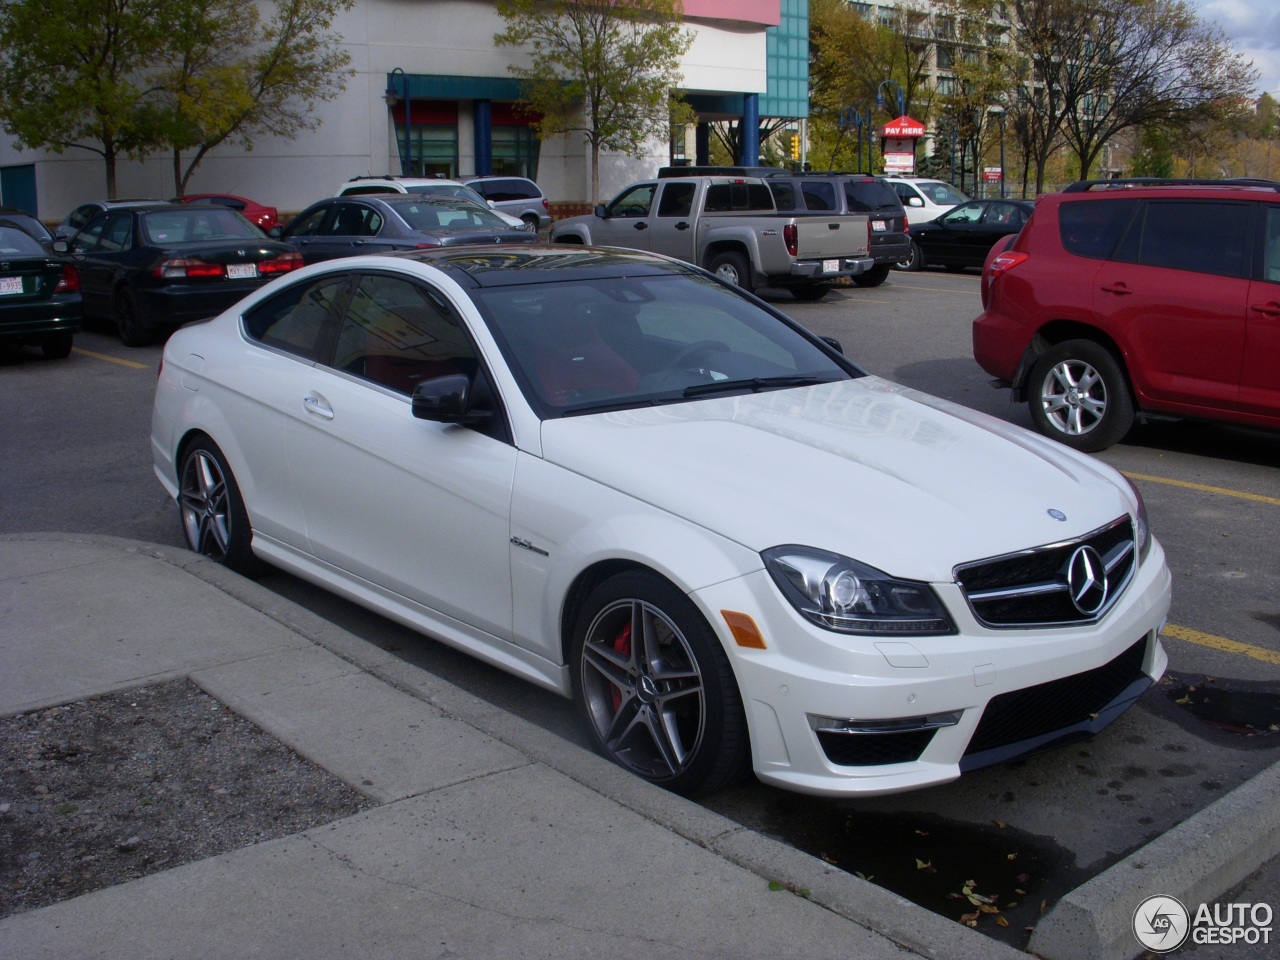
xmin=41 ymin=332 xmax=73 ymax=359
xmin=177 ymin=437 xmax=267 ymax=575
xmin=789 ymin=284 xmax=831 ymax=301
xmin=707 ymin=251 xmax=751 ymax=290
xmin=852 ymin=263 xmax=892 ymax=288
xmin=115 ymin=288 xmax=155 ymax=347
xmin=895 ymin=241 xmax=924 ymax=272
xmin=571 ymin=571 xmax=750 ymax=797
xmin=1028 ymin=339 xmax=1135 ymax=452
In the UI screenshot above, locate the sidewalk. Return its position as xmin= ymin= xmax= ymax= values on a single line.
xmin=1 ymin=534 xmax=1276 ymax=960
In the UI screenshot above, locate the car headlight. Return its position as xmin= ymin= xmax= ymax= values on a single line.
xmin=762 ymin=546 xmax=956 ymax=636
xmin=1125 ymin=477 xmax=1152 ymax=562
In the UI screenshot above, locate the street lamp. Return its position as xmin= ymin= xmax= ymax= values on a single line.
xmin=384 ymin=67 xmax=411 ymax=175
xmin=875 ymin=79 xmax=906 ymax=119
xmin=989 ymin=105 xmax=1006 ymax=199
xmin=840 ymin=105 xmax=873 ymax=173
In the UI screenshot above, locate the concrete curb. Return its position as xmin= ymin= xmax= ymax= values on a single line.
xmin=1028 ymin=757 xmax=1280 ymax=960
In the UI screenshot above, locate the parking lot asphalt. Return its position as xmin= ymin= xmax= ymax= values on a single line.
xmin=2 ymin=532 xmax=1278 ymax=960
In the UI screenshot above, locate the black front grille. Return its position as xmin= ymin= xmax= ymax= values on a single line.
xmin=963 ymin=637 xmax=1148 ymax=757
xmin=955 ymin=516 xmax=1136 ymax=627
xmin=817 ymin=729 xmax=937 ymax=767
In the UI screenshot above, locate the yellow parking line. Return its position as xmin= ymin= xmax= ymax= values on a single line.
xmin=1162 ymin=624 xmax=1280 ymax=665
xmin=1123 ymin=472 xmax=1280 ymax=507
xmin=72 ymin=347 xmax=149 ymax=370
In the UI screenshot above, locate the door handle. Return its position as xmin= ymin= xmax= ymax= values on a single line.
xmin=1251 ymin=301 xmax=1280 ymax=318
xmin=302 ymin=392 xmax=334 ymax=420
xmin=1100 ymin=282 xmax=1132 ymax=295
xmin=633 ymin=221 xmax=648 ymax=230
xmin=675 ymin=222 xmax=690 ymax=230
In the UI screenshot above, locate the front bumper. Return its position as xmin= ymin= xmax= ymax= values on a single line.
xmin=692 ymin=538 xmax=1172 ymax=797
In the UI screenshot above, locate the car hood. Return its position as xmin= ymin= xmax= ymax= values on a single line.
xmin=538 ymin=377 xmax=1133 ymax=581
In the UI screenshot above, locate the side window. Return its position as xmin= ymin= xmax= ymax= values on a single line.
xmin=327 ymin=204 xmax=381 ymax=237
xmin=1265 ymin=206 xmax=1280 ymax=284
xmin=656 ymin=183 xmax=696 ymax=217
xmin=1128 ymin=201 xmax=1250 ymax=278
xmin=97 ymin=214 xmax=133 ymax=252
xmin=71 ymin=219 xmax=106 ymax=255
xmin=287 ymin=206 xmax=331 ymax=237
xmin=333 ymin=274 xmax=478 ymax=393
xmin=984 ymin=202 xmax=1021 ymax=225
xmin=944 ymin=203 xmax=983 ymax=224
xmin=893 ymin=183 xmax=920 ymax=206
xmin=243 ymin=274 xmax=350 ymax=360
xmin=69 ymin=205 xmax=98 ymax=230
xmin=607 ymin=184 xmax=656 ymax=218
xmin=769 ymin=181 xmax=798 ymax=211
xmin=800 ymin=181 xmax=837 ymax=212
xmin=1059 ymin=198 xmax=1139 ymax=260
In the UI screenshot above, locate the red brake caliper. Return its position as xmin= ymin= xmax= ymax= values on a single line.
xmin=610 ymin=622 xmax=632 ymax=712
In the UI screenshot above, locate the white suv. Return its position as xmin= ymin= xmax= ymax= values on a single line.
xmin=882 ymin=177 xmax=969 ymax=225
xmin=334 ymin=176 xmax=527 ymax=228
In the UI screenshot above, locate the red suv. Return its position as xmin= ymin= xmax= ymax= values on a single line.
xmin=973 ymin=178 xmax=1280 ymax=451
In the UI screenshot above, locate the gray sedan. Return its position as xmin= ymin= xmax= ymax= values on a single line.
xmin=283 ymin=195 xmax=535 ymax=264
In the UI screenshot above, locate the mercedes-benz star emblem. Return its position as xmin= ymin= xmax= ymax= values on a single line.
xmin=1065 ymin=545 xmax=1108 ymax=615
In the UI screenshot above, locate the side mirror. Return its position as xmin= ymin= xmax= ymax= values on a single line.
xmin=411 ymin=374 xmax=492 ymax=426
xmin=266 ymin=226 xmax=283 ymax=239
xmin=908 ymin=196 xmax=924 ymax=207
xmin=51 ymin=239 xmax=69 ymax=254
xmin=594 ymin=204 xmax=607 ymax=218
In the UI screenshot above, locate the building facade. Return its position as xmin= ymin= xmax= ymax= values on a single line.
xmin=0 ymin=0 xmax=809 ymax=221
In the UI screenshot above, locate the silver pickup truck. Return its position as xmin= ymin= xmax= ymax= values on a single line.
xmin=549 ymin=177 xmax=873 ymax=300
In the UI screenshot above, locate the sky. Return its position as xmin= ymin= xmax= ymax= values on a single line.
xmin=1188 ymin=0 xmax=1280 ymax=100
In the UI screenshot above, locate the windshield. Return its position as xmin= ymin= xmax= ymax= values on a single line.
xmin=141 ymin=209 xmax=264 ymax=244
xmin=919 ymin=181 xmax=969 ymax=205
xmin=471 ymin=272 xmax=857 ymax=417
xmin=391 ymin=198 xmax=509 ymax=231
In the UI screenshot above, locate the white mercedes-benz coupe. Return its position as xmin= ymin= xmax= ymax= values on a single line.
xmin=152 ymin=245 xmax=1171 ymax=797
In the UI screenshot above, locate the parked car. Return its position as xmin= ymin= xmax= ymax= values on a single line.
xmin=0 ymin=224 xmax=82 ymax=358
xmin=973 ymin=178 xmax=1280 ymax=451
xmin=551 ymin=176 xmax=874 ymax=300
xmin=882 ymin=177 xmax=969 ymax=225
xmin=0 ymin=206 xmax=60 ymax=251
xmin=282 ymin=195 xmax=536 ymax=264
xmin=70 ymin=203 xmax=303 ymax=346
xmin=899 ymin=198 xmax=1035 ymax=272
xmin=54 ymin=198 xmax=168 ymax=241
xmin=152 ymin=244 xmax=1171 ymax=799
xmin=657 ymin=167 xmax=908 ymax=287
xmin=334 ymin=176 xmax=530 ymax=229
xmin=460 ymin=175 xmax=551 ymax=231
xmin=177 ymin=193 xmax=280 ymax=232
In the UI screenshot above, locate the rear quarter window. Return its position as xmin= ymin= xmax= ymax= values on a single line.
xmin=843 ymin=180 xmax=903 ymax=214
xmin=1112 ymin=200 xmax=1251 ymax=279
xmin=1058 ymin=199 xmax=1139 ymax=260
xmin=704 ymin=182 xmax=774 ymax=212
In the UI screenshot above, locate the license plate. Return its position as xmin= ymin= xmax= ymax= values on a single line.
xmin=822 ymin=259 xmax=839 ymax=273
xmin=0 ymin=276 xmax=23 ymax=295
xmin=226 ymin=263 xmax=258 ymax=280
xmin=872 ymin=220 xmax=887 ymax=232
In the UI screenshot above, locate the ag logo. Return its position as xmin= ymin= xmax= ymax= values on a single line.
xmin=1133 ymin=894 xmax=1190 ymax=952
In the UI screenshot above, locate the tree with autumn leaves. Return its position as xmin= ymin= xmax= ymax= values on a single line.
xmin=0 ymin=0 xmax=353 ymax=198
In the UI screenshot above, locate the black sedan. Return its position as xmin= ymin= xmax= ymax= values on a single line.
xmin=0 ymin=224 xmax=82 ymax=359
xmin=70 ymin=204 xmax=303 ymax=345
xmin=282 ymin=195 xmax=535 ymax=265
xmin=898 ymin=199 xmax=1035 ymax=272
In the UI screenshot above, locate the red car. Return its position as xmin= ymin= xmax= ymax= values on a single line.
xmin=176 ymin=193 xmax=279 ymax=232
xmin=973 ymin=178 xmax=1280 ymax=451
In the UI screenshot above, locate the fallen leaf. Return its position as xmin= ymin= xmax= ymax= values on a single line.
xmin=1175 ymin=696 xmax=1191 ymax=704
xmin=915 ymin=858 xmax=935 ymax=872
xmin=992 ymin=819 xmax=1006 ymax=829
xmin=768 ymin=880 xmax=785 ymax=892
xmin=1040 ymin=899 xmax=1048 ymax=915
xmin=995 ymin=915 xmax=1010 ymax=927
xmin=1007 ymin=853 xmax=1018 ymax=861
xmin=959 ymin=911 xmax=980 ymax=925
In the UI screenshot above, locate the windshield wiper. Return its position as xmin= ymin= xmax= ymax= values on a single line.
xmin=682 ymin=375 xmax=830 ymax=398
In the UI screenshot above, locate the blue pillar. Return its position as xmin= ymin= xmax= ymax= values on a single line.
xmin=741 ymin=94 xmax=760 ymax=166
xmin=695 ymin=122 xmax=711 ymax=165
xmin=474 ymin=99 xmax=492 ymax=177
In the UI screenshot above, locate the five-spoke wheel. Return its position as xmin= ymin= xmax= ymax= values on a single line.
xmin=178 ymin=438 xmax=264 ymax=574
xmin=573 ymin=571 xmax=748 ymax=796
